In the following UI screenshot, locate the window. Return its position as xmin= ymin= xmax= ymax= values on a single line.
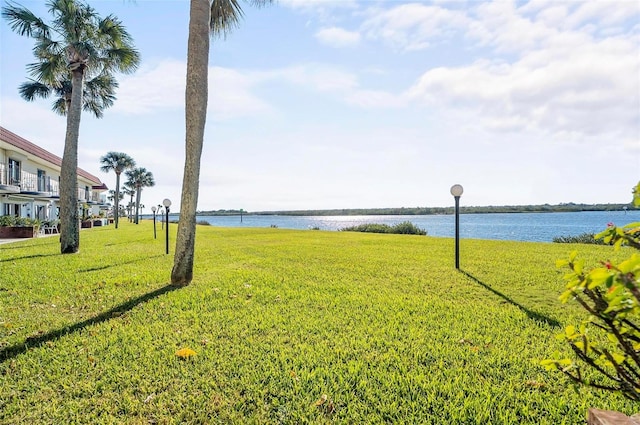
xmin=3 ymin=203 xmax=20 ymax=217
xmin=37 ymin=169 xmax=46 ymax=191
xmin=8 ymin=159 xmax=20 ymax=186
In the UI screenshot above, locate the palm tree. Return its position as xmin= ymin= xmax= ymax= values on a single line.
xmin=122 ymin=183 xmax=136 ymax=222
xmin=171 ymin=0 xmax=272 ymax=286
xmin=125 ymin=167 xmax=155 ymax=224
xmin=3 ymin=0 xmax=140 ymax=254
xmin=100 ymin=152 xmax=136 ymax=229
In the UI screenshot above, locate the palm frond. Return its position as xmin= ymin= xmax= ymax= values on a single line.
xmin=83 ymin=73 xmax=117 ymax=118
xmin=209 ymin=0 xmax=274 ymax=38
xmin=18 ymin=80 xmax=51 ymax=101
xmin=100 ymin=152 xmax=136 ymax=173
xmin=25 ymin=59 xmax=68 ymax=86
xmin=2 ymin=1 xmax=51 ymax=38
xmin=104 ymin=47 xmax=140 ymax=74
xmin=32 ymin=37 xmax=65 ymax=62
xmin=52 ymin=97 xmax=68 ymax=116
xmin=248 ymin=0 xmax=274 ymax=8
xmin=210 ymin=0 xmax=244 ymax=37
xmin=98 ymin=15 xmax=135 ymax=46
xmin=125 ymin=167 xmax=155 ymax=189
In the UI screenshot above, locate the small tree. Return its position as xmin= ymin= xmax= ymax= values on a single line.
xmin=100 ymin=152 xmax=136 ymax=229
xmin=125 ymin=167 xmax=154 ymax=224
xmin=542 ymin=182 xmax=640 ymax=401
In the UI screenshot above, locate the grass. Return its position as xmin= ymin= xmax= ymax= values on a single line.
xmin=0 ymin=222 xmax=637 ymax=424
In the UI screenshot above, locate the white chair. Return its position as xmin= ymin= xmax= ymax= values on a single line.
xmin=40 ymin=220 xmax=59 ymax=235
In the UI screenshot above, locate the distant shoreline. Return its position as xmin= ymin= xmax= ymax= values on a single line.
xmin=196 ymin=203 xmax=634 ymax=217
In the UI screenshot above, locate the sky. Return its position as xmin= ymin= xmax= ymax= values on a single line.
xmin=1 ymin=0 xmax=639 ymax=213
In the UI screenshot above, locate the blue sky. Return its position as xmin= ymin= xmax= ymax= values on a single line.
xmin=1 ymin=0 xmax=639 ymax=212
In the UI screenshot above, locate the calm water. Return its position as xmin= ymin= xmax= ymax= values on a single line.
xmin=189 ymin=210 xmax=640 ymax=243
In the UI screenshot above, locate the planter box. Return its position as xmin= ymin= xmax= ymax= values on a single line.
xmin=81 ymin=220 xmax=93 ymax=229
xmin=0 ymin=226 xmax=38 ymax=238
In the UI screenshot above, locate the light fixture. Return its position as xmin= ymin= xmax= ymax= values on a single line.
xmin=450 ymin=184 xmax=464 ymax=270
xmin=151 ymin=206 xmax=157 ymax=239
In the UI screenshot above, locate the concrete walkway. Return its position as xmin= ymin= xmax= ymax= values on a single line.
xmin=0 ymin=238 xmax=25 ymax=245
xmin=0 ymin=233 xmax=59 ymax=245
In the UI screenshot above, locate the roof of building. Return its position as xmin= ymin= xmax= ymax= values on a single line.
xmin=0 ymin=126 xmax=105 ymax=187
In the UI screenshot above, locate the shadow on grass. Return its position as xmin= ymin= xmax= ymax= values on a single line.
xmin=0 ymin=283 xmax=180 ymax=363
xmin=460 ymin=270 xmax=560 ymax=328
xmin=78 ymin=254 xmax=165 ymax=273
xmin=0 ymin=253 xmax=60 ymax=263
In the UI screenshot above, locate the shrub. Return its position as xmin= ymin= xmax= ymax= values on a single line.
xmin=0 ymin=215 xmax=40 ymax=227
xmin=542 ymin=182 xmax=640 ymax=401
xmin=340 ymin=221 xmax=426 ymax=236
xmin=196 ymin=220 xmax=211 ymax=226
xmin=552 ymin=233 xmax=606 ymax=244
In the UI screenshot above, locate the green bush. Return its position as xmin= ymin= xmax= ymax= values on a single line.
xmin=0 ymin=215 xmax=40 ymax=227
xmin=552 ymin=233 xmax=606 ymax=244
xmin=340 ymin=221 xmax=426 ymax=235
xmin=196 ymin=220 xmax=211 ymax=226
xmin=542 ymin=182 xmax=640 ymax=401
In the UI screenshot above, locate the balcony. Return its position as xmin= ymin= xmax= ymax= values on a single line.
xmin=0 ymin=164 xmax=20 ymax=194
xmin=19 ymin=171 xmax=59 ymax=197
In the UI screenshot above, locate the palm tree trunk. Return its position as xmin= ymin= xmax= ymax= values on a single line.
xmin=114 ymin=173 xmax=121 ymax=228
xmin=60 ymin=69 xmax=84 ymax=254
xmin=129 ymin=193 xmax=134 ymax=222
xmin=135 ymin=186 xmax=141 ymax=224
xmin=171 ymin=0 xmax=210 ymax=286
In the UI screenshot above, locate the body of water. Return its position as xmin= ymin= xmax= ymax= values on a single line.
xmin=184 ymin=210 xmax=640 ymax=243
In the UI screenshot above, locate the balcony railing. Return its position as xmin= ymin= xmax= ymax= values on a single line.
xmin=79 ymin=190 xmax=106 ymax=204
xmin=78 ymin=187 xmax=89 ymax=202
xmin=0 ymin=164 xmax=21 ymax=187
xmin=19 ymin=171 xmax=60 ymax=196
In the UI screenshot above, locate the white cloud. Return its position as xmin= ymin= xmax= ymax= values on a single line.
xmin=361 ymin=3 xmax=469 ymax=51
xmin=279 ymin=0 xmax=358 ymax=12
xmin=114 ymin=60 xmax=185 ymax=113
xmin=279 ymin=0 xmax=359 ymax=25
xmin=345 ymin=89 xmax=406 ymax=109
xmin=113 ymin=60 xmax=273 ymax=120
xmin=376 ymin=0 xmax=640 ymax=145
xmin=407 ymin=31 xmax=639 ymax=142
xmin=271 ymin=64 xmax=358 ymax=93
xmin=208 ymin=67 xmax=274 ymax=121
xmin=563 ymin=1 xmax=640 ymax=29
xmin=261 ymin=64 xmax=403 ymax=110
xmin=315 ymin=27 xmax=361 ymax=48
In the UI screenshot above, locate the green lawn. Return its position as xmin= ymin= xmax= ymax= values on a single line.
xmin=0 ymin=222 xmax=637 ymax=424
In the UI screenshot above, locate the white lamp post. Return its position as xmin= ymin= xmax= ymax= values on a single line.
xmin=151 ymin=206 xmax=157 ymax=239
xmin=450 ymin=184 xmax=464 ymax=269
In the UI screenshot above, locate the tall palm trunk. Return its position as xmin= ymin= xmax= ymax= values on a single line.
xmin=171 ymin=0 xmax=210 ymax=285
xmin=129 ymin=192 xmax=134 ymax=222
xmin=135 ymin=186 xmax=141 ymax=224
xmin=60 ymin=68 xmax=84 ymax=254
xmin=114 ymin=172 xmax=121 ymax=228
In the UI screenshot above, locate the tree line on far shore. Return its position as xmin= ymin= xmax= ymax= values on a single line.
xmin=197 ymin=203 xmax=635 ymax=217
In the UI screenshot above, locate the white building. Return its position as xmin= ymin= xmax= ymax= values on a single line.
xmin=0 ymin=126 xmax=108 ymax=221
